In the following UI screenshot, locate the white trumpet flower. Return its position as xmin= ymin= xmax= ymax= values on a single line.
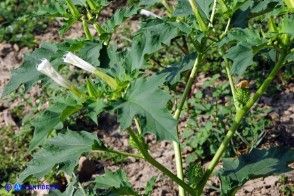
xmin=63 ymin=52 xmax=118 ymax=90
xmin=140 ymin=9 xmax=160 ymax=18
xmin=64 ymin=52 xmax=97 ymax=74
xmin=36 ymin=59 xmax=71 ymax=88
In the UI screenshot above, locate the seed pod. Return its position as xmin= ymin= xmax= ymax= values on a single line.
xmin=235 ymin=80 xmax=250 ymax=106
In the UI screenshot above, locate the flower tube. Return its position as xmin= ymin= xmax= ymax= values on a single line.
xmin=140 ymin=9 xmax=160 ymax=18
xmin=36 ymin=59 xmax=71 ymax=88
xmin=64 ymin=52 xmax=118 ymax=90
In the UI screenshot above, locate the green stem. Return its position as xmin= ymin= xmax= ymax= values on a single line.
xmin=134 ymin=117 xmax=142 ymax=134
xmin=173 ymin=54 xmax=203 ymax=120
xmin=69 ymin=85 xmax=87 ymax=103
xmin=65 ymin=0 xmax=80 ymax=18
xmin=220 ymin=18 xmax=231 ymax=39
xmin=86 ymin=0 xmax=97 ymax=12
xmin=73 ymin=173 xmax=86 ymax=196
xmin=209 ymin=0 xmax=217 ymax=27
xmin=189 ymin=34 xmax=201 ymax=51
xmin=92 ymin=149 xmax=144 ymax=159
xmin=160 ymin=0 xmax=173 ymax=16
xmin=220 ymin=47 xmax=239 ymax=110
xmin=196 ymin=51 xmax=288 ymax=195
xmin=189 ymin=0 xmax=208 ymax=31
xmin=94 ymin=70 xmax=118 ymax=90
xmin=172 ymin=53 xmax=203 ymax=196
xmin=127 ymin=128 xmax=196 ymax=195
xmin=82 ymin=16 xmax=93 ymax=40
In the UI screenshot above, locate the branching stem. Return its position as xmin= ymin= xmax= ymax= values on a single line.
xmin=172 ymin=53 xmax=203 ymax=196
xmin=127 ymin=128 xmax=196 ymax=195
xmin=196 ymin=51 xmax=288 ymax=195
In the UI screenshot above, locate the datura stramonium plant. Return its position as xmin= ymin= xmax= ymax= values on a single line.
xmin=36 ymin=59 xmax=71 ymax=89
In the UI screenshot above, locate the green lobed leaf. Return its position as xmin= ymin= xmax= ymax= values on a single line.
xmin=159 ymin=52 xmax=197 ymax=85
xmin=84 ymin=99 xmax=105 ymax=125
xmin=59 ymin=18 xmax=77 ymax=36
xmin=29 ymin=95 xmax=83 ymax=151
xmin=250 ymin=0 xmax=282 ymax=14
xmin=129 ymin=19 xmax=191 ymax=70
xmin=116 ymin=77 xmax=178 ymax=142
xmin=231 ymin=6 xmax=251 ymax=29
xmin=229 ymin=0 xmax=282 ymax=28
xmin=196 ymin=0 xmax=214 ymax=22
xmin=218 ymin=147 xmax=294 ymax=195
xmin=1 ymin=43 xmax=57 ymax=98
xmin=94 ymin=168 xmax=137 ymax=195
xmin=18 ymin=130 xmax=100 ymax=183
xmin=218 ymin=28 xmax=266 ymax=47
xmin=139 ymin=0 xmax=160 ymax=7
xmin=279 ymin=15 xmax=294 ymax=35
xmin=77 ymin=40 xmax=103 ymax=67
xmin=226 ymin=44 xmax=254 ymax=77
xmin=219 ymin=28 xmax=267 ymax=78
xmin=144 ymin=176 xmax=157 ymax=196
xmin=172 ymin=0 xmax=193 ymax=17
xmin=102 ymin=6 xmax=140 ymax=34
xmin=35 ymin=1 xmax=68 ymax=17
xmin=72 ymin=0 xmax=86 ymax=6
xmin=1 ymin=39 xmax=86 ymax=98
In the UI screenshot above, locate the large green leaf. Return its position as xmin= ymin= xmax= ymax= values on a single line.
xmin=139 ymin=0 xmax=159 ymax=7
xmin=35 ymin=1 xmax=68 ymax=17
xmin=116 ymin=77 xmax=178 ymax=141
xmin=102 ymin=6 xmax=139 ymax=34
xmin=279 ymin=15 xmax=294 ymax=35
xmin=196 ymin=0 xmax=214 ymax=21
xmin=218 ymin=147 xmax=294 ymax=195
xmin=219 ymin=28 xmax=267 ymax=77
xmin=159 ymin=52 xmax=197 ymax=85
xmin=77 ymin=40 xmax=103 ymax=67
xmin=172 ymin=0 xmax=193 ymax=17
xmin=94 ymin=168 xmax=138 ymax=195
xmin=94 ymin=168 xmax=131 ymax=189
xmin=18 ymin=130 xmax=100 ymax=183
xmin=1 ymin=39 xmax=86 ymax=98
xmin=1 ymin=43 xmax=57 ymax=98
xmin=218 ymin=28 xmax=265 ymax=47
xmin=129 ymin=19 xmax=191 ymax=70
xmin=29 ymin=95 xmax=83 ymax=151
xmin=225 ymin=44 xmax=254 ymax=77
xmin=229 ymin=0 xmax=282 ymax=28
xmin=172 ymin=0 xmax=213 ymax=20
xmin=144 ymin=176 xmax=157 ymax=196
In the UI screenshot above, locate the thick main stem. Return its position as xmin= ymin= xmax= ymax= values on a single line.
xmin=196 ymin=51 xmax=287 ymax=195
xmin=173 ymin=54 xmax=202 ymax=196
xmin=127 ymin=128 xmax=196 ymax=195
